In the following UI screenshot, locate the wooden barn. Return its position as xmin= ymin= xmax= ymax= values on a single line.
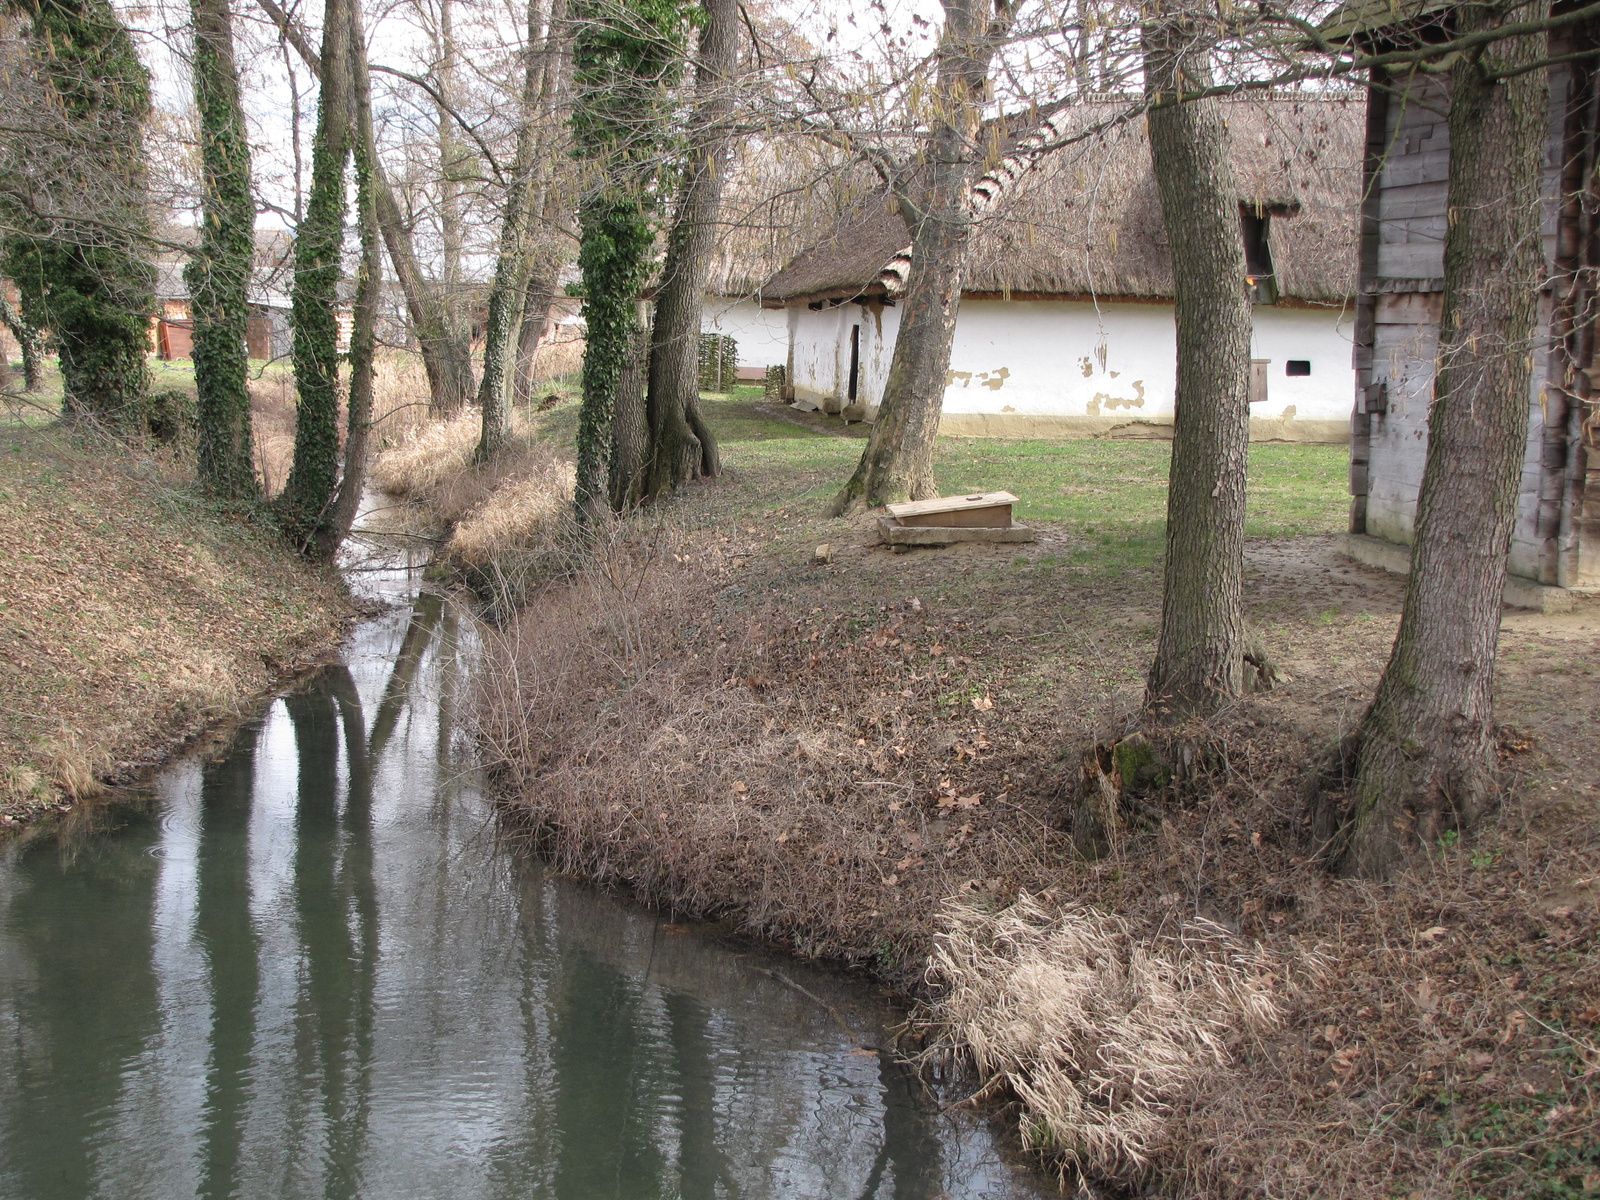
xmin=1331 ymin=2 xmax=1600 ymax=593
xmin=759 ymin=97 xmax=1364 ymax=443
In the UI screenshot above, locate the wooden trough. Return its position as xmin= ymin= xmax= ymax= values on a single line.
xmin=878 ymin=491 xmax=1035 ymax=548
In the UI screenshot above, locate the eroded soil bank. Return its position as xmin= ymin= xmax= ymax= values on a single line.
xmin=0 ymin=420 xmax=352 ymax=819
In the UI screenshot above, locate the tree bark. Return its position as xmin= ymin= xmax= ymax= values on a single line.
xmin=638 ymin=0 xmax=737 ymax=499
xmin=830 ymin=0 xmax=1011 ymax=515
xmin=512 ymin=266 xmax=556 ymax=403
xmin=1333 ymin=6 xmax=1550 ymax=878
xmin=1140 ymin=3 xmax=1254 ymax=717
xmin=188 ymin=0 xmax=259 ymax=501
xmin=607 ymin=314 xmax=649 ymax=509
xmin=279 ymin=0 xmax=351 ymax=550
xmin=476 ymin=0 xmax=570 ymax=462
xmin=433 ymin=0 xmax=470 ymax=412
xmin=318 ymin=0 xmax=381 ymax=558
xmin=255 ymin=0 xmax=475 ymax=415
xmin=0 ymin=291 xmax=42 ymax=391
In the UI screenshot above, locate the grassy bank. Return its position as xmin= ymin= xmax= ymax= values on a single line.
xmin=0 ymin=401 xmax=352 ymax=819
xmin=388 ymin=390 xmax=1598 ymax=1198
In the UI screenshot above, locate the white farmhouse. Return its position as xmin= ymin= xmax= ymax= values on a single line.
xmin=759 ymin=98 xmax=1363 ymax=444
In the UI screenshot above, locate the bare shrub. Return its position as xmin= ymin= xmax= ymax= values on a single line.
xmin=917 ymin=894 xmax=1290 ymax=1186
xmin=474 ymin=522 xmax=1071 ymax=969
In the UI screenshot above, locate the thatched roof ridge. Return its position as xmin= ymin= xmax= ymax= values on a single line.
xmin=761 ymin=96 xmax=1362 ymax=306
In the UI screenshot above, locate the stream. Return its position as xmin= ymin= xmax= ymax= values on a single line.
xmin=0 ymin=518 xmax=1051 ymax=1199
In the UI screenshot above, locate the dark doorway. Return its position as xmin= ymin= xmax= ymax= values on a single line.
xmin=847 ymin=325 xmax=860 ymax=402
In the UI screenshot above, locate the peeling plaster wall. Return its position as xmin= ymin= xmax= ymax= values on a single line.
xmin=785 ymin=296 xmax=1356 ymax=441
xmin=700 ymin=295 xmax=790 ymax=368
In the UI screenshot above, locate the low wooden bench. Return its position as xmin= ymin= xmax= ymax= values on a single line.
xmin=878 ymin=491 xmax=1035 ymax=547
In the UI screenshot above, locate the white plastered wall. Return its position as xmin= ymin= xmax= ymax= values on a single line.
xmin=785 ymin=296 xmax=1356 ymax=441
xmin=700 ymin=295 xmax=790 ymax=369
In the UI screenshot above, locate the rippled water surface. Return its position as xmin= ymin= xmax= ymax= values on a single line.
xmin=0 ymin=540 xmax=1049 ymax=1200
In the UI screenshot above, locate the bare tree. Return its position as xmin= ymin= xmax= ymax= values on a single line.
xmin=829 ymin=0 xmax=1016 ymax=514
xmin=1332 ymin=4 xmax=1552 ymax=877
xmin=1140 ymin=0 xmax=1254 ymax=717
xmin=637 ymin=0 xmax=738 ymax=499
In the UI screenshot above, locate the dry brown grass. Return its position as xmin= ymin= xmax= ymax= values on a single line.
xmin=919 ymin=895 xmax=1293 ymax=1182
xmin=471 ymin=486 xmax=1600 ymax=1198
xmin=370 ymin=407 xmax=574 ymax=596
xmin=250 ymin=350 xmax=434 ymax=498
xmin=0 ymin=417 xmax=350 ymax=818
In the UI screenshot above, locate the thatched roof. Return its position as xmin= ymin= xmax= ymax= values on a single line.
xmin=761 ymin=96 xmax=1362 ymax=306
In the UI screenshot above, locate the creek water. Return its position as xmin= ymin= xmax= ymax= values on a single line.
xmin=0 ymin=526 xmax=1050 ymax=1200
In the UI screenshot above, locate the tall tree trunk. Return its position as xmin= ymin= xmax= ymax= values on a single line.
xmin=1333 ymin=5 xmax=1550 ymax=878
xmin=188 ymin=0 xmax=259 ymax=501
xmin=1140 ymin=3 xmax=1253 ymax=717
xmin=638 ymin=0 xmax=736 ymax=500
xmin=607 ymin=314 xmax=648 ymax=508
xmin=568 ymin=0 xmax=692 ymax=522
xmin=0 ymin=0 xmax=154 ymax=425
xmin=475 ymin=0 xmax=563 ymax=463
xmin=434 ymin=0 xmax=469 ymax=408
xmin=256 ymin=0 xmax=475 ymax=414
xmin=0 ymin=291 xmax=42 ymax=391
xmin=574 ymin=194 xmax=655 ymax=519
xmin=279 ymin=0 xmax=351 ymax=550
xmin=318 ymin=0 xmax=380 ymax=558
xmin=830 ymin=0 xmax=1011 ymax=515
xmin=512 ymin=266 xmax=556 ymax=403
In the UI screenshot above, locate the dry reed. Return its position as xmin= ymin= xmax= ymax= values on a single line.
xmin=919 ymin=894 xmax=1290 ymax=1185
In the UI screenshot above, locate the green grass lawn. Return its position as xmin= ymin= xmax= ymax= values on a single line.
xmin=676 ymin=391 xmax=1351 ymax=544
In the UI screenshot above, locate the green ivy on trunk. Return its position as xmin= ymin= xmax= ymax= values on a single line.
xmin=188 ymin=0 xmax=259 ymax=501
xmin=0 ymin=0 xmax=154 ymax=425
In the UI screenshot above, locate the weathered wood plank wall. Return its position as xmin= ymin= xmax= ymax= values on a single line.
xmin=1355 ymin=50 xmax=1598 ymax=588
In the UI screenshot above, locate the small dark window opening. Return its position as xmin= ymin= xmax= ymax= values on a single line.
xmin=1285 ymin=359 xmax=1311 ymax=376
xmin=847 ymin=325 xmax=861 ymax=401
xmin=808 ymin=300 xmax=824 ymax=311
xmin=1241 ymin=209 xmax=1278 ymax=305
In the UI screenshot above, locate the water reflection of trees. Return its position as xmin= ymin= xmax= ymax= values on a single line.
xmin=0 ymin=590 xmax=1024 ymax=1200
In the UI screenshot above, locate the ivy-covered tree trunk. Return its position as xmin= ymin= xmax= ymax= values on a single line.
xmin=252 ymin=0 xmax=475 ymax=417
xmin=568 ymin=0 xmax=693 ymax=522
xmin=1332 ymin=4 xmax=1550 ymax=878
xmin=279 ymin=0 xmax=352 ymax=549
xmin=607 ymin=314 xmax=650 ymax=508
xmin=318 ymin=0 xmax=379 ymax=558
xmin=0 ymin=0 xmax=154 ymax=425
xmin=0 ymin=291 xmax=43 ymax=392
xmin=830 ymin=0 xmax=1010 ymax=515
xmin=574 ymin=196 xmax=655 ymax=519
xmin=638 ymin=0 xmax=736 ymax=500
xmin=188 ymin=0 xmax=259 ymax=501
xmin=1141 ymin=2 xmax=1254 ymax=717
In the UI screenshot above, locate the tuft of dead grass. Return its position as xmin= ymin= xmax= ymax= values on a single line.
xmin=919 ymin=894 xmax=1291 ymax=1183
xmin=370 ymin=409 xmax=483 ymax=500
